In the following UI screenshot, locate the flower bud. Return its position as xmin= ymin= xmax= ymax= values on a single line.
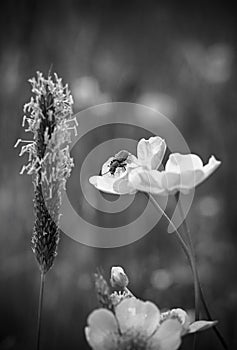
xmin=110 ymin=266 xmax=129 ymax=289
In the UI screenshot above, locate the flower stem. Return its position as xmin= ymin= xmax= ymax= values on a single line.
xmin=147 ymin=194 xmax=200 ymax=320
xmin=36 ymin=272 xmax=45 ymax=350
xmin=175 ymin=193 xmax=228 ymax=350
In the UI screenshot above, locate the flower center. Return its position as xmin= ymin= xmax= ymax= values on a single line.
xmin=118 ymin=330 xmax=149 ymax=350
xmin=108 ymin=159 xmax=127 ymax=176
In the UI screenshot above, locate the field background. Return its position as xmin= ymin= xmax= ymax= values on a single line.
xmin=0 ymin=1 xmax=237 ymax=349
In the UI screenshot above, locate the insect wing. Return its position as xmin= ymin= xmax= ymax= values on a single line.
xmin=114 ymin=150 xmax=129 ymax=161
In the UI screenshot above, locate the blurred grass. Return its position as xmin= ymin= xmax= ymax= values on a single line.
xmin=0 ymin=0 xmax=237 ymax=349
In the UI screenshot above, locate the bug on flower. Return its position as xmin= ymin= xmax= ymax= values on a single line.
xmin=100 ymin=150 xmax=130 ymax=176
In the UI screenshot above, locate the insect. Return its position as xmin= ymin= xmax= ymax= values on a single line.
xmin=100 ymin=150 xmax=130 ymax=176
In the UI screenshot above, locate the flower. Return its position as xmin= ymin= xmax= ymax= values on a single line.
xmin=89 ymin=136 xmax=221 ymax=196
xmin=110 ymin=266 xmax=129 ymax=289
xmin=89 ymin=136 xmax=166 ymax=195
xmin=160 ymin=308 xmax=217 ymax=336
xmin=94 ymin=267 xmax=133 ymax=311
xmin=129 ymin=153 xmax=221 ymax=195
xmin=85 ymin=298 xmax=216 ymax=350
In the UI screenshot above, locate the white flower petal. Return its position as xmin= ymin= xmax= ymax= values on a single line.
xmin=128 ymin=168 xmax=168 ymax=195
xmin=85 ymin=309 xmax=118 ymax=350
xmin=128 ymin=163 xmax=219 ymax=195
xmin=115 ymin=297 xmax=160 ymax=337
xmin=200 ymin=155 xmax=221 ymax=183
xmin=165 ymin=154 xmax=221 ymax=193
xmin=188 ymin=320 xmax=218 ymax=334
xmin=110 ymin=266 xmax=129 ymax=288
xmin=89 ymin=175 xmax=120 ymax=195
xmin=150 ymin=319 xmax=182 ymax=350
xmin=126 ymin=154 xmax=141 ymax=168
xmin=161 ymin=170 xmax=203 ymax=194
xmin=165 ymin=153 xmax=203 ymax=173
xmin=137 ymin=136 xmax=166 ymax=170
xmin=162 ymin=308 xmax=190 ymax=335
xmin=170 ymin=308 xmax=190 ymax=328
xmin=113 ymin=176 xmax=137 ymax=194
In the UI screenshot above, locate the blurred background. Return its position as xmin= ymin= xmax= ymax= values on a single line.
xmin=0 ymin=0 xmax=237 ymax=349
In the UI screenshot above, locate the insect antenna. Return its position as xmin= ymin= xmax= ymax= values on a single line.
xmin=100 ymin=169 xmax=110 ymax=176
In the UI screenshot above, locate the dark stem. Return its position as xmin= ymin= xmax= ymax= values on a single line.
xmin=175 ymin=192 xmax=228 ymax=350
xmin=36 ymin=272 xmax=45 ymax=350
xmin=147 ymin=194 xmax=200 ymax=321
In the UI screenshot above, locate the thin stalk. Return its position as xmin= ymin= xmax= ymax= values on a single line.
xmin=36 ymin=272 xmax=45 ymax=350
xmin=148 ymin=194 xmax=200 ymax=321
xmin=175 ymin=193 xmax=228 ymax=350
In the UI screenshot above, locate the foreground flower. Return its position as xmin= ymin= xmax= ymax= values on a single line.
xmin=85 ymin=298 xmax=216 ymax=350
xmin=89 ymin=136 xmax=166 ymax=195
xmin=129 ymin=153 xmax=221 ymax=195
